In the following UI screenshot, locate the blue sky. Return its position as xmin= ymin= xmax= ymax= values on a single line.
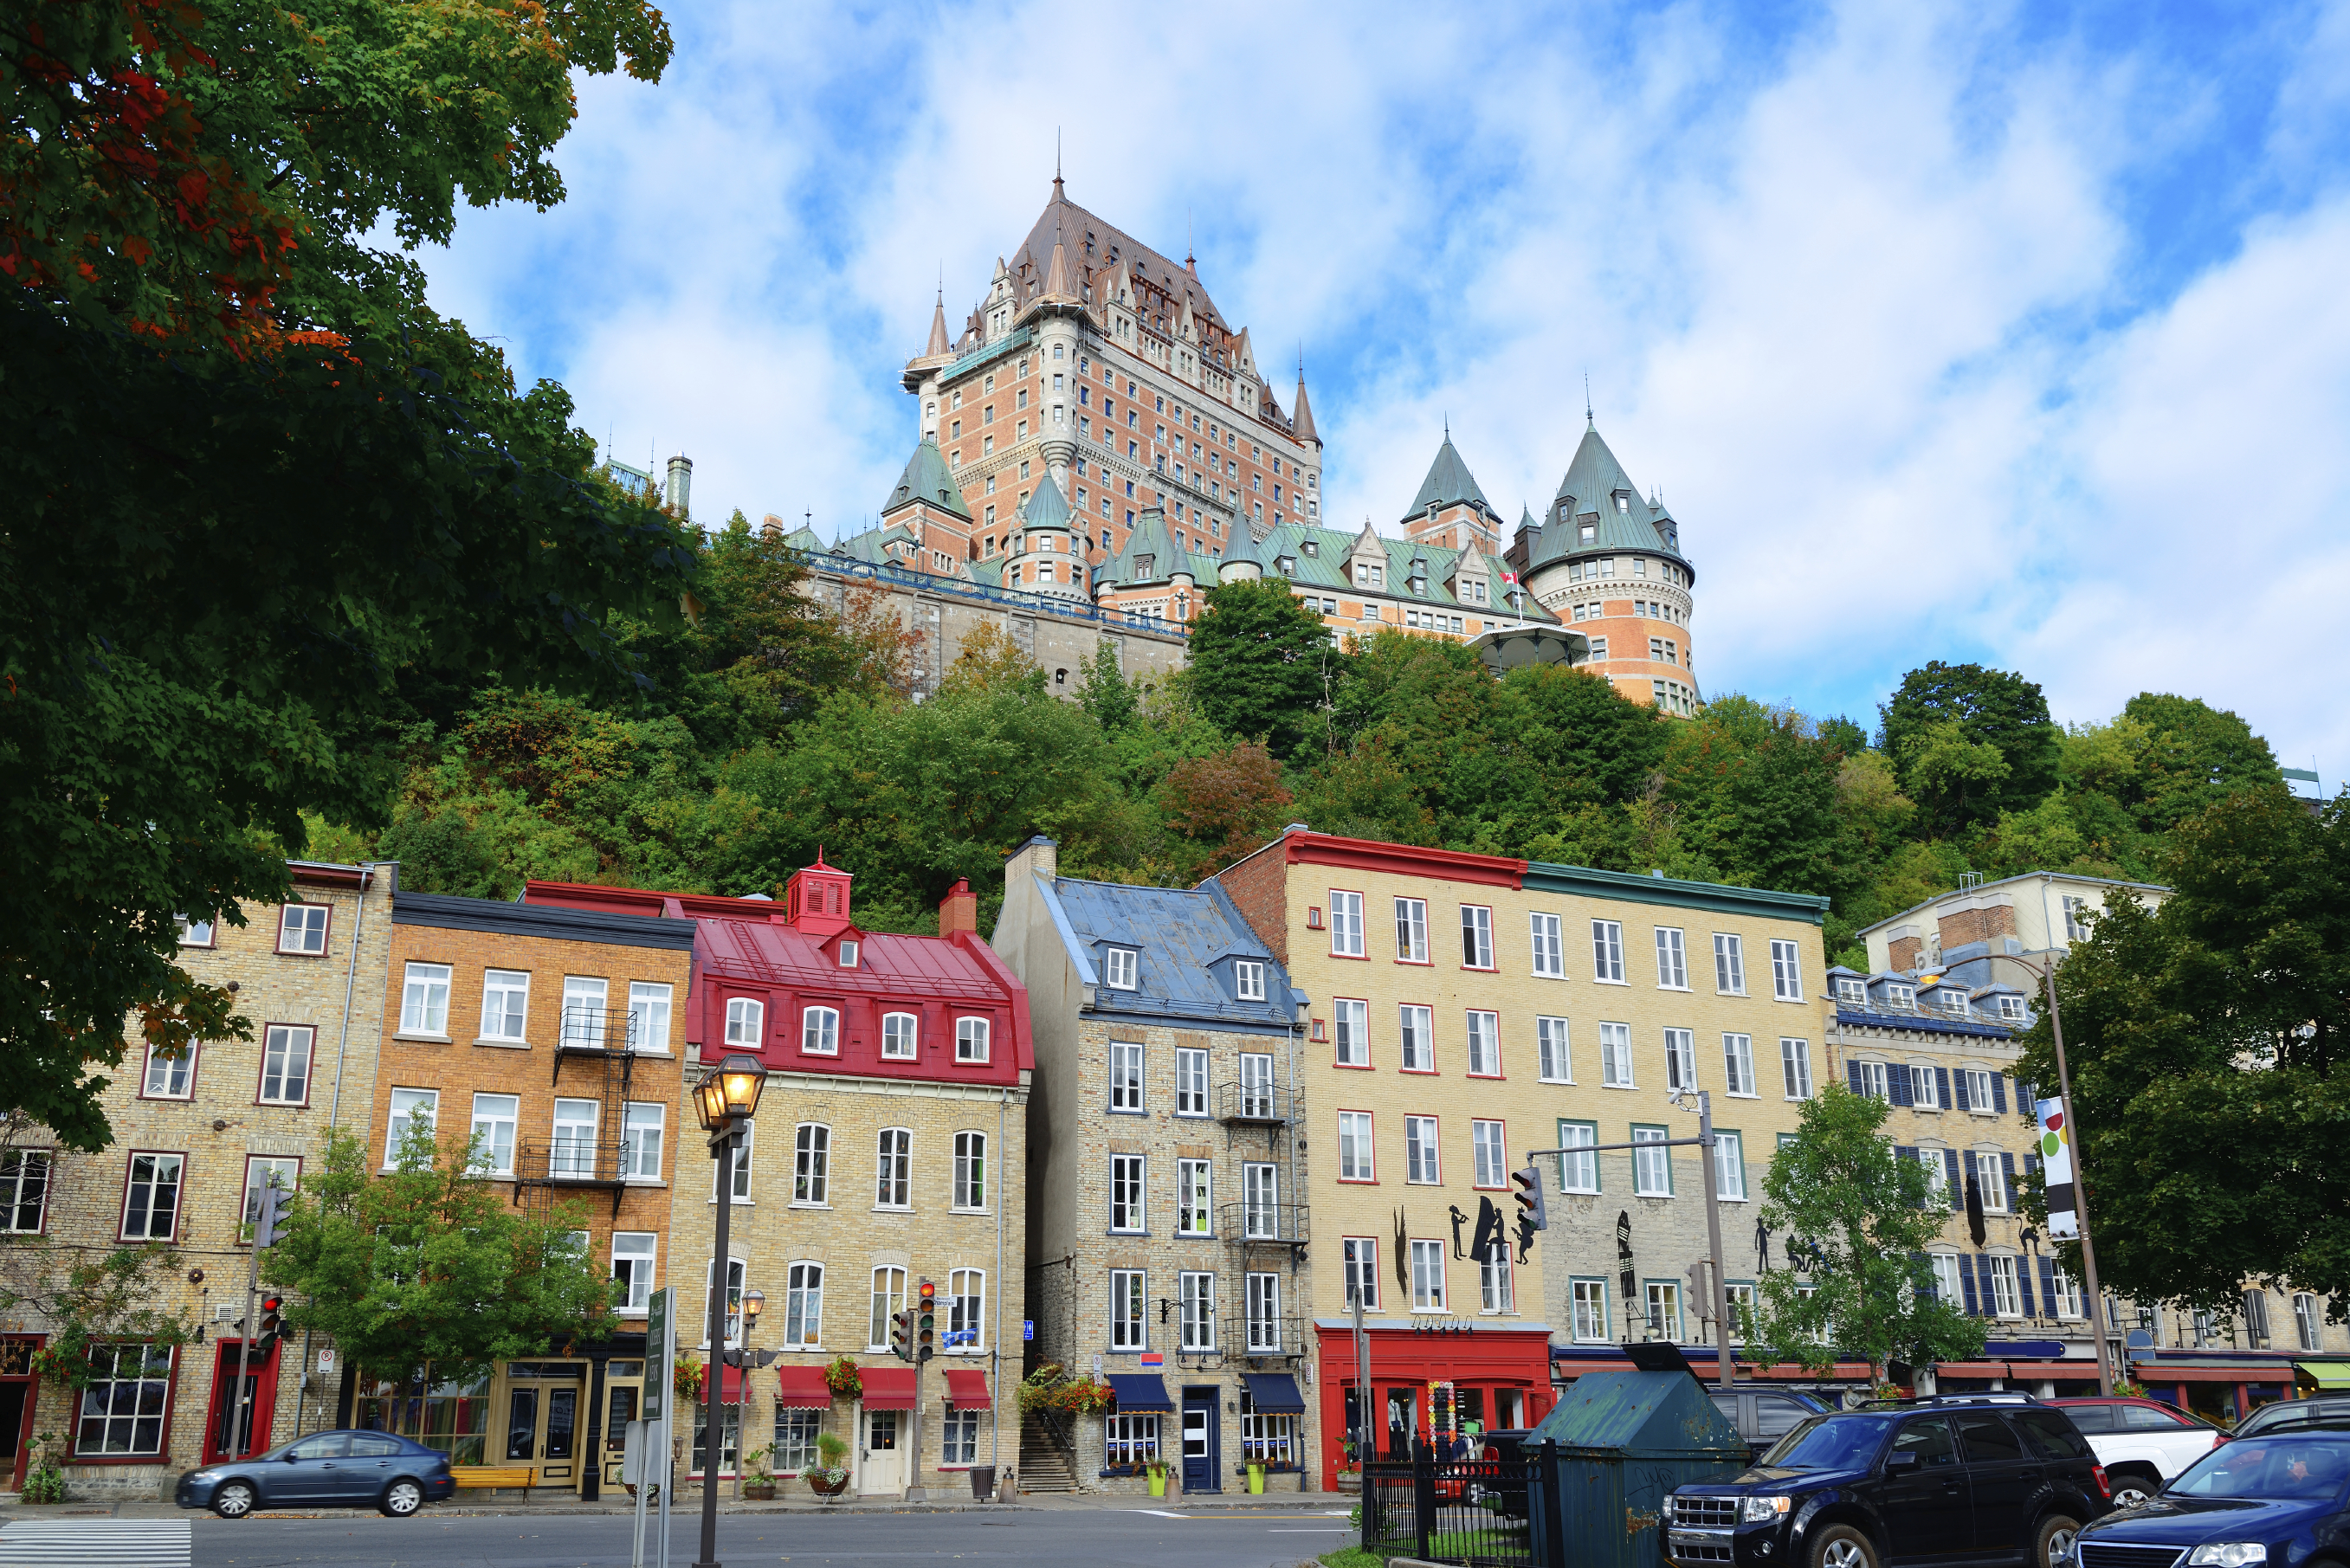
xmin=414 ymin=0 xmax=2350 ymax=779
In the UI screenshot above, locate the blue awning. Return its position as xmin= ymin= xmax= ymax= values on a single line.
xmin=1244 ymin=1373 xmax=1307 ymax=1413
xmin=1105 ymin=1373 xmax=1172 ymax=1412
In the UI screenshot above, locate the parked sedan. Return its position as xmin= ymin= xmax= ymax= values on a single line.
xmin=2053 ymin=1398 xmax=2228 ymax=1509
xmin=2063 ymin=1430 xmax=2350 ymax=1568
xmin=2232 ymin=1397 xmax=2350 ymax=1440
xmin=176 ymin=1430 xmax=455 ymax=1517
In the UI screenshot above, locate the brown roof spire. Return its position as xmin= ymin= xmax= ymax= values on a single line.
xmin=1291 ymin=361 xmax=1320 ymax=445
xmin=1043 ymin=231 xmax=1074 ymax=302
xmin=924 ymin=285 xmax=951 ymax=358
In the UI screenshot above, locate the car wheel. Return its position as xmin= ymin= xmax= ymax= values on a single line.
xmin=2036 ymin=1513 xmax=2082 ymax=1568
xmin=212 ymin=1481 xmax=257 ymax=1520
xmin=380 ymin=1478 xmax=423 ymax=1517
xmin=2110 ymin=1468 xmax=2161 ymax=1510
xmin=1810 ymin=1525 xmax=1880 ymax=1568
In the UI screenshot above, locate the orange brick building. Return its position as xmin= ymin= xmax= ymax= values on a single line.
xmin=351 ymin=891 xmax=695 ymax=1500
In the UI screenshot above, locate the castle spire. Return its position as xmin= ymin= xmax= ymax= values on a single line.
xmin=924 ymin=282 xmax=951 ymax=358
xmin=1291 ymin=361 xmax=1319 ymax=445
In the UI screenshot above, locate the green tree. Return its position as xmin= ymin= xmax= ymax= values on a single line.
xmin=1747 ymin=1085 xmax=1985 ymax=1378
xmin=2013 ymin=787 xmax=2350 ymax=1318
xmin=2118 ymin=693 xmax=2283 ymax=833
xmin=1075 ymin=642 xmax=1140 ymax=732
xmin=0 ymin=1235 xmax=196 ymax=1396
xmin=266 ymin=1120 xmax=614 ymax=1389
xmin=1185 ymin=578 xmax=1340 ymax=757
xmin=1659 ymin=698 xmax=1843 ymax=897
xmin=1 ymin=0 xmax=691 ymax=1150
xmin=1880 ymin=661 xmax=2060 ymax=833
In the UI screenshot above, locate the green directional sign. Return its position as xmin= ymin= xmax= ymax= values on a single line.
xmin=643 ymin=1285 xmax=674 ymax=1423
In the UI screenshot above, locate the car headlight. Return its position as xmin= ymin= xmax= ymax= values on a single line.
xmin=2186 ymin=1545 xmax=2267 ymax=1566
xmin=190 ymin=1470 xmax=218 ymax=1482
xmin=1744 ymin=1495 xmax=1792 ymax=1523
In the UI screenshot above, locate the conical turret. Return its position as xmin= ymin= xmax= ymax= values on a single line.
xmin=1291 ymin=369 xmax=1319 ymax=444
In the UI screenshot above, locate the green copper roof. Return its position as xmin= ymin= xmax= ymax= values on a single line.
xmin=1020 ymin=474 xmax=1073 ymax=533
xmin=881 ymin=436 xmax=972 ymax=521
xmin=1401 ymin=434 xmax=1494 ymax=522
xmin=1527 ymin=424 xmax=1687 ymax=571
xmin=1252 ymin=521 xmax=1559 ymax=624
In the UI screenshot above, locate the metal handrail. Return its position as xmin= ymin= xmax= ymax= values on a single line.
xmin=1214 ymin=1079 xmax=1289 ymax=1124
xmin=555 ymin=1005 xmax=639 ymax=1054
xmin=1217 ymin=1200 xmax=1309 ymax=1246
xmin=1216 ymin=1312 xmax=1306 ymax=1358
xmin=513 ymin=1136 xmax=633 ymax=1188
xmin=805 ymin=552 xmax=1190 ymax=638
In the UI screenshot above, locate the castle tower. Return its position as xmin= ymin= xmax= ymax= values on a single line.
xmin=877 ymin=435 xmax=977 ymax=572
xmin=999 ymin=472 xmax=1088 ymax=602
xmin=902 ymin=176 xmax=1324 ymax=585
xmin=1399 ymin=428 xmax=1505 ymax=558
xmin=1513 ymin=419 xmax=1698 ymax=714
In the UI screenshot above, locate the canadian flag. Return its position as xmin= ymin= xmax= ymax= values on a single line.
xmin=1501 ymin=571 xmax=1518 ymax=585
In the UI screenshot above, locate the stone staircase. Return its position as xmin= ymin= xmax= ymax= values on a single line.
xmin=1017 ymin=1411 xmax=1080 ymax=1494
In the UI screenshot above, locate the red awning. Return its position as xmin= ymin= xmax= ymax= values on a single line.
xmin=714 ymin=1361 xmax=744 ymax=1403
xmin=945 ymin=1370 xmax=991 ymax=1410
xmin=775 ymin=1365 xmax=831 ymax=1409
xmin=1934 ymin=1363 xmax=2013 ymax=1379
xmin=861 ymin=1366 xmax=917 ymax=1410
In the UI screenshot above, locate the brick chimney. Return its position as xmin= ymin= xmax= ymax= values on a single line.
xmin=939 ymin=878 xmax=978 ymax=939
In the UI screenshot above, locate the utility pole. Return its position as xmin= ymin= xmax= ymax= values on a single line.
xmin=2022 ymin=954 xmax=2115 ymax=1398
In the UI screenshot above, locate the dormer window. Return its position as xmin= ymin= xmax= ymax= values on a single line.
xmin=1235 ymin=960 xmax=1265 ymax=1002
xmin=1302 ymin=539 xmax=1318 ymax=557
xmin=1276 ymin=555 xmax=1296 ymax=575
xmin=1615 ymin=494 xmax=1630 ymax=513
xmin=1105 ymin=948 xmax=1139 ymax=990
xmin=1885 ymin=984 xmax=1916 ymax=1011
xmin=1579 ymin=523 xmax=1597 ymax=543
xmin=838 ymin=941 xmax=859 ymax=969
xmin=1835 ymin=978 xmax=1866 ymax=1006
xmin=1941 ymin=990 xmax=1971 ymax=1016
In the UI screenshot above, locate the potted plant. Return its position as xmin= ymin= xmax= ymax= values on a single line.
xmin=806 ymin=1431 xmax=852 ymax=1499
xmin=823 ymin=1355 xmax=863 ymax=1401
xmin=674 ymin=1354 xmax=707 ymax=1404
xmin=1333 ymin=1437 xmax=1363 ymax=1494
xmin=1145 ymin=1455 xmax=1169 ymax=1497
xmin=1247 ymin=1456 xmax=1268 ymax=1494
xmin=741 ymin=1445 xmax=775 ymax=1501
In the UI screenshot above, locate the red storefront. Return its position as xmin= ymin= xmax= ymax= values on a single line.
xmin=1314 ymin=1321 xmax=1555 ymax=1489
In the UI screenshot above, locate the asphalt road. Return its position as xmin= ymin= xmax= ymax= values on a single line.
xmin=186 ymin=1506 xmax=1358 ymax=1567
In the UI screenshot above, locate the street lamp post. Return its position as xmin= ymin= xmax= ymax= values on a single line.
xmin=736 ymin=1289 xmax=765 ymax=1501
xmin=693 ymin=1052 xmax=768 ymax=1568
xmin=2009 ymin=954 xmax=2115 ymax=1398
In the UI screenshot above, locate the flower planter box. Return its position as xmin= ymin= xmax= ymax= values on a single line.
xmin=742 ymin=1481 xmax=776 ymax=1500
xmin=807 ymin=1471 xmax=849 ymax=1499
xmin=1335 ymin=1471 xmax=1362 ymax=1494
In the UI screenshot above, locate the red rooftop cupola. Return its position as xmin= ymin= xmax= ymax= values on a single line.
xmin=785 ymin=851 xmax=855 ymax=938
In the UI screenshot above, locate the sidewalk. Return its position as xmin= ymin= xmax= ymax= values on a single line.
xmin=0 ymin=1487 xmax=1335 ymax=1522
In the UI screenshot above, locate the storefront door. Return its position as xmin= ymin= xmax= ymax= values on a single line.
xmin=0 ymin=1337 xmax=38 ymax=1490
xmin=200 ymin=1342 xmax=280 ymax=1465
xmin=859 ymin=1409 xmax=906 ymax=1495
xmin=501 ymin=1363 xmax=585 ymax=1484
xmin=1181 ymin=1388 xmax=1220 ymax=1493
xmin=1386 ymin=1386 xmax=1419 ymax=1458
xmin=599 ymin=1364 xmax=645 ymax=1492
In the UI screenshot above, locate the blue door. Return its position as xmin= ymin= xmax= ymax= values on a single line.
xmin=1181 ymin=1388 xmax=1219 ymax=1494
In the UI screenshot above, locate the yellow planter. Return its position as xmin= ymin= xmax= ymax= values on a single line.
xmin=1248 ymin=1463 xmax=1266 ymax=1494
xmin=1147 ymin=1468 xmax=1167 ymax=1497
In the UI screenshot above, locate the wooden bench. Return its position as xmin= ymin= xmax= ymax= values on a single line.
xmin=449 ymin=1465 xmax=538 ymax=1496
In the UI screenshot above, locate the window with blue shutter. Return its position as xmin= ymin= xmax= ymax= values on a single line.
xmin=2016 ymin=1253 xmax=2037 ymax=1316
xmin=1910 ymin=1249 xmax=1932 ymax=1300
xmin=2038 ymin=1255 xmax=2059 ymax=1313
xmin=1847 ymin=1061 xmax=1863 ymax=1094
xmin=1959 ymin=1254 xmax=1979 ymax=1315
xmin=1943 ymin=1150 xmax=1964 ymax=1211
xmin=1895 ymin=1145 xmax=1918 ymax=1203
xmin=1889 ymin=1068 xmax=1914 ymax=1107
xmin=2001 ymin=1151 xmax=2018 ymax=1200
xmin=1936 ymin=1067 xmax=1953 ymax=1110
xmin=2018 ymin=1080 xmax=2036 ymax=1120
xmin=1952 ymin=1071 xmax=1970 ymax=1112
xmin=1991 ymin=1074 xmax=2009 ymax=1113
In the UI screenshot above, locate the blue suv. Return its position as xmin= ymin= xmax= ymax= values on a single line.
xmin=1667 ymin=1396 xmax=2112 ymax=1568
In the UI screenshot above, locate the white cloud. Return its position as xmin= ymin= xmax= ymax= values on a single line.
xmin=410 ymin=0 xmax=2350 ymax=777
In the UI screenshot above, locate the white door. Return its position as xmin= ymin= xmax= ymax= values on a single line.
xmin=858 ymin=1408 xmax=907 ymax=1495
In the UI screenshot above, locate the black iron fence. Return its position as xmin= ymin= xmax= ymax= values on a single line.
xmin=1361 ymin=1438 xmax=1569 ymax=1568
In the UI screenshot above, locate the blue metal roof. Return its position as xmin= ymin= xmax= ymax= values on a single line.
xmin=1038 ymin=874 xmax=1301 ymax=1031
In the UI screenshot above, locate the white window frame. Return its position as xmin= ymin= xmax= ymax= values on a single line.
xmin=1714 ymin=1130 xmax=1746 ymax=1200
xmin=1333 ymin=998 xmax=1369 ymax=1067
xmin=1480 ymin=1249 xmax=1514 ymax=1313
xmin=724 ymin=997 xmax=764 ymax=1047
xmin=1965 ymin=1068 xmax=1995 ymax=1112
xmin=1854 ymin=1060 xmax=1889 ymax=1100
xmin=1238 ymin=1052 xmax=1276 ymax=1118
xmin=1928 ymin=1253 xmax=1963 ymax=1307
xmin=1600 ymin=1022 xmax=1635 ymax=1087
xmin=1179 ymin=1271 xmax=1217 ymax=1351
xmin=0 ymin=1151 xmax=50 ymax=1235
xmin=619 ymin=1100 xmax=663 ymax=1179
xmin=1109 ymin=1041 xmax=1144 ymax=1112
xmin=1722 ymin=1033 xmax=1756 ymax=1097
xmin=120 ymin=1152 xmax=184 ymax=1241
xmin=947 ymin=1267 xmax=985 ymax=1353
xmin=1398 ymin=1005 xmax=1433 ymax=1071
xmin=1338 ymin=1111 xmax=1375 ymax=1182
xmin=1770 ymin=938 xmax=1804 ymax=1001
xmin=1647 ymin=1281 xmax=1684 ymax=1339
xmin=1781 ymin=1038 xmax=1813 ymax=1099
xmin=874 ymin=1126 xmax=911 ymax=1209
xmin=1632 ymin=1126 xmax=1672 ymax=1197
xmin=953 ymin=1130 xmax=987 ymax=1210
xmin=1471 ymin=1120 xmax=1507 ymax=1189
xmin=1175 ymin=1046 xmax=1208 ymax=1116
xmin=956 ymin=1017 xmax=991 ymax=1063
xmin=629 ymin=981 xmax=673 ymax=1052
xmin=1245 ymin=1272 xmax=1283 ymax=1352
xmin=385 ymin=1087 xmax=438 ymax=1165
xmin=1404 ymin=1116 xmax=1441 ymax=1184
xmin=1104 ymin=947 xmax=1139 ymax=990
xmin=1530 ymin=913 xmax=1565 ymax=978
xmin=1572 ymin=1279 xmax=1610 ymax=1342
xmin=1395 ymin=898 xmax=1430 ymax=963
xmin=1109 ymin=1153 xmax=1146 ymax=1232
xmin=1410 ymin=1238 xmax=1447 ymax=1312
xmin=481 ymin=969 xmax=531 ymax=1043
xmin=552 ymin=1098 xmax=600 ymax=1178
xmin=784 ymin=1261 xmax=824 ymax=1347
xmin=1663 ymin=1028 xmax=1697 ymax=1092
xmin=239 ymin=1155 xmax=299 ymax=1241
xmin=1655 ymin=927 xmax=1688 ymax=989
xmin=874 ymin=1010 xmax=914 ymax=1059
xmin=1243 ymin=1163 xmax=1279 ymax=1237
xmin=1109 ymin=1269 xmax=1147 ymax=1350
xmin=1591 ymin=920 xmax=1625 ymax=983
xmin=141 ymin=1040 xmax=193 ymax=1100
xmin=277 ymin=902 xmax=331 ymax=955
xmin=1537 ymin=1016 xmax=1572 ymax=1082
xmin=1177 ymin=1158 xmax=1211 ymax=1236
xmin=1910 ymin=1064 xmax=1939 ymax=1108
xmin=1235 ymin=959 xmax=1266 ymax=1001
xmin=1461 ymin=905 xmax=1494 ymax=969
xmin=1558 ymin=1120 xmax=1598 ymax=1194
xmin=793 ymin=1123 xmax=831 ymax=1206
xmin=1329 ymin=891 xmax=1365 ymax=957
xmin=868 ymin=1266 xmax=907 ymax=1351
xmin=1713 ymin=934 xmax=1746 ymax=995
xmin=612 ymin=1231 xmax=657 ymax=1313
xmin=1342 ymin=1238 xmax=1379 ymax=1311
xmin=1985 ymin=1254 xmax=2021 ymax=1317
xmin=561 ymin=975 xmax=609 ymax=1049
xmin=801 ymin=1006 xmax=840 ymax=1055
xmin=1976 ymin=1151 xmax=2008 ymax=1212
xmin=400 ymin=963 xmax=451 ymax=1036
xmin=470 ymin=1092 xmax=519 ymax=1176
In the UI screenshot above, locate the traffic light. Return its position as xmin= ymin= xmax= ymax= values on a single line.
xmin=255 ymin=1294 xmax=285 ymax=1350
xmin=889 ymin=1308 xmax=913 ymax=1363
xmin=1512 ymin=1165 xmax=1548 ymax=1232
xmin=915 ymin=1279 xmax=937 ymax=1363
xmin=254 ymin=1181 xmax=295 ymax=1248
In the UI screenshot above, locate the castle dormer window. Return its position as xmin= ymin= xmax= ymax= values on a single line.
xmin=1276 ymin=555 xmax=1295 ymax=575
xmin=1579 ymin=523 xmax=1598 ymax=543
xmin=1105 ymin=948 xmax=1139 ymax=990
xmin=1615 ymin=494 xmax=1630 ymax=513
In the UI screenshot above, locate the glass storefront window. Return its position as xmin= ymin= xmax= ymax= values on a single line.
xmin=354 ymin=1370 xmax=490 ymax=1466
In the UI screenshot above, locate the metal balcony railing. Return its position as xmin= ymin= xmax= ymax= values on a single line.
xmin=1217 ymin=1313 xmax=1306 ymax=1359
xmin=555 ymin=1005 xmax=639 ymax=1056
xmin=514 ymin=1136 xmax=632 ymax=1190
xmin=1215 ymin=1079 xmax=1290 ymax=1124
xmin=1217 ymin=1200 xmax=1308 ymax=1248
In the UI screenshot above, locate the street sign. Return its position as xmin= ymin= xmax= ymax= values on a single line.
xmin=643 ymin=1286 xmax=674 ymax=1424
xmin=317 ymin=1347 xmax=335 ymax=1375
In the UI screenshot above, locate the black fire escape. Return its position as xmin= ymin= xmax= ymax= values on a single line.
xmin=514 ymin=1004 xmax=640 ymax=1217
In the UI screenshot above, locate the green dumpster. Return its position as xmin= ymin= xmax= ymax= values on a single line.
xmin=1526 ymin=1370 xmax=1749 ymax=1568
